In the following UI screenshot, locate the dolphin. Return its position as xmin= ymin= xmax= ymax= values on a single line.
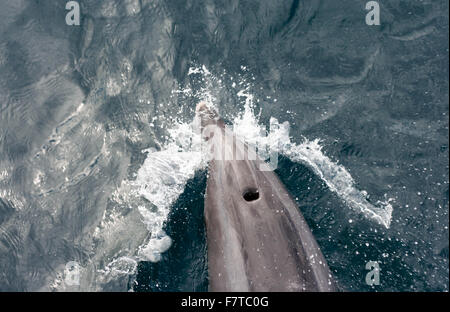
xmin=196 ymin=102 xmax=335 ymax=292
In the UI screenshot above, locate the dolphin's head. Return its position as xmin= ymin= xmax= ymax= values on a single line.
xmin=195 ymin=102 xmax=222 ymax=129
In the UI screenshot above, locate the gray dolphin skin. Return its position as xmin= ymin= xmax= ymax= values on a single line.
xmin=196 ymin=102 xmax=336 ymax=292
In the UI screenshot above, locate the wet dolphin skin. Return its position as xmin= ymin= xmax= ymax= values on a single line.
xmin=197 ymin=102 xmax=335 ymax=292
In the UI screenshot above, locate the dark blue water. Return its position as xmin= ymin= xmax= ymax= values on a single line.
xmin=0 ymin=0 xmax=448 ymax=291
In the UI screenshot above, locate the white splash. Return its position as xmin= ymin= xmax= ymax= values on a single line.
xmin=132 ymin=119 xmax=206 ymax=262
xmin=231 ymin=89 xmax=393 ymax=228
xmin=283 ymin=138 xmax=393 ymax=228
xmin=119 ymin=66 xmax=393 ymax=266
xmin=99 ymin=256 xmax=138 ymax=277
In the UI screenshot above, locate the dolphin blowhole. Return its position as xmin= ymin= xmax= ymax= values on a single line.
xmin=242 ymin=188 xmax=260 ymax=202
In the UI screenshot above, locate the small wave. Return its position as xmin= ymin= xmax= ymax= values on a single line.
xmin=390 ymin=25 xmax=436 ymax=41
xmin=116 ymin=118 xmax=206 ymax=262
xmin=230 ymin=89 xmax=393 ymax=228
xmin=284 ymin=138 xmax=393 ymax=228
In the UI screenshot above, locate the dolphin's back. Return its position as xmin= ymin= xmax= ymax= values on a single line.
xmin=204 ymin=125 xmax=335 ymax=292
